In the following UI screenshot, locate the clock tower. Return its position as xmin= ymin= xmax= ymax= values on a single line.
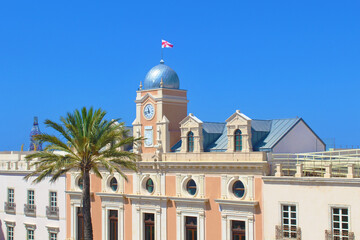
xmin=132 ymin=60 xmax=188 ymax=158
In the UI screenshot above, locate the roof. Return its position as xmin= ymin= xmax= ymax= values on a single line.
xmin=171 ymin=118 xmax=303 ymax=152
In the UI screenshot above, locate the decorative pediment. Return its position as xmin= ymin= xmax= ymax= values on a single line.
xmin=135 ymin=92 xmax=157 ymax=104
xmin=226 ymin=110 xmax=251 ymax=125
xmin=179 ymin=113 xmax=203 ymax=126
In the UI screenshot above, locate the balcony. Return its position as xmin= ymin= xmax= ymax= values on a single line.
xmin=325 ymin=230 xmax=354 ymax=240
xmin=275 ymin=225 xmax=301 ymax=240
xmin=4 ymin=202 xmax=16 ymax=214
xmin=46 ymin=206 xmax=59 ymax=219
xmin=24 ymin=204 xmax=36 ymax=217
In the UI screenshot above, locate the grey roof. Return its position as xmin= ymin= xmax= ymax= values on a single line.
xmin=143 ymin=60 xmax=180 ymax=90
xmin=171 ymin=118 xmax=302 ymax=152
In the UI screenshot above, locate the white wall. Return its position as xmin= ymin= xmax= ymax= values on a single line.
xmin=263 ymin=177 xmax=360 ymax=240
xmin=0 ymin=173 xmax=66 ymax=240
xmin=273 ymin=120 xmax=325 ymax=153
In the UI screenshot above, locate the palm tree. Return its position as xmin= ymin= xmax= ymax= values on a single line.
xmin=24 ymin=107 xmax=139 ymax=240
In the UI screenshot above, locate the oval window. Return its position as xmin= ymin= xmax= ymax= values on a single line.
xmin=110 ymin=177 xmax=118 ymax=191
xmin=78 ymin=178 xmax=83 ymax=190
xmin=232 ymin=180 xmax=245 ymax=198
xmin=186 ymin=179 xmax=197 ymax=196
xmin=146 ymin=178 xmax=154 ymax=193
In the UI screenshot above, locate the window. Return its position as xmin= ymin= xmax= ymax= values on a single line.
xmin=27 ymin=229 xmax=34 ymax=240
xmin=185 ymin=216 xmax=197 ymax=240
xmin=109 ymin=210 xmax=118 ymax=240
xmin=232 ymin=180 xmax=245 ymax=198
xmin=8 ymin=188 xmax=14 ymax=204
xmin=78 ymin=178 xmax=83 ymax=190
xmin=28 ymin=190 xmax=35 ymax=208
xmin=146 ymin=178 xmax=154 ymax=193
xmin=282 ymin=205 xmax=297 ymax=239
xmin=187 ymin=131 xmax=194 ymax=152
xmin=234 ymin=129 xmax=242 ymax=151
xmin=50 ymin=192 xmax=57 ymax=208
xmin=232 ymin=221 xmax=246 ymax=240
xmin=49 ymin=233 xmax=57 ymax=240
xmin=110 ymin=177 xmax=118 ymax=192
xmin=186 ymin=179 xmax=197 ymax=196
xmin=144 ymin=213 xmax=155 ymax=240
xmin=7 ymin=226 xmax=14 ymax=240
xmin=332 ymin=207 xmax=349 ymax=240
xmin=77 ymin=207 xmax=84 ymax=240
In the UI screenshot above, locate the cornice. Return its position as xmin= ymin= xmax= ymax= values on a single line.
xmin=125 ymin=194 xmax=168 ymax=201
xmin=96 ymin=192 xmax=126 ymax=198
xmin=169 ymin=197 xmax=208 ymax=203
xmin=215 ymin=199 xmax=258 ymax=207
xmin=262 ymin=176 xmax=360 ymax=185
xmin=65 ymin=191 xmax=82 ymax=196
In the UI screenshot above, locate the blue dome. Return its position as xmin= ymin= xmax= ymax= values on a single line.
xmin=143 ymin=60 xmax=180 ymax=90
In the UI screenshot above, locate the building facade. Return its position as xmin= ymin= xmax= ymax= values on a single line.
xmin=65 ymin=59 xmax=327 ymax=240
xmin=0 ymin=151 xmax=66 ymax=240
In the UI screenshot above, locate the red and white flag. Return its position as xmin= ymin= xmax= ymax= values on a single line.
xmin=162 ymin=40 xmax=173 ymax=48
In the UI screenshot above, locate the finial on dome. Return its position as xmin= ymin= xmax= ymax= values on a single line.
xmin=160 ymin=78 xmax=164 ymax=88
xmin=160 ymin=59 xmax=165 ymax=64
xmin=139 ymin=81 xmax=143 ymax=90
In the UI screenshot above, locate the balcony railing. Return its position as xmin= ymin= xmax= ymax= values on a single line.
xmin=46 ymin=206 xmax=59 ymax=219
xmin=24 ymin=204 xmax=36 ymax=216
xmin=4 ymin=202 xmax=16 ymax=214
xmin=325 ymin=230 xmax=354 ymax=240
xmin=275 ymin=225 xmax=301 ymax=240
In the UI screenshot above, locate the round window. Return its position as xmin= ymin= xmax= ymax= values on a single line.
xmin=146 ymin=178 xmax=154 ymax=193
xmin=110 ymin=177 xmax=118 ymax=191
xmin=232 ymin=180 xmax=245 ymax=198
xmin=186 ymin=179 xmax=197 ymax=196
xmin=78 ymin=178 xmax=83 ymax=190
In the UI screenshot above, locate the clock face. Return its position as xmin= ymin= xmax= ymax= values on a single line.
xmin=143 ymin=104 xmax=155 ymax=120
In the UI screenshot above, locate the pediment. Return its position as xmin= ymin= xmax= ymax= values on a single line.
xmin=226 ymin=110 xmax=251 ymax=125
xmin=135 ymin=93 xmax=157 ymax=103
xmin=179 ymin=113 xmax=203 ymax=127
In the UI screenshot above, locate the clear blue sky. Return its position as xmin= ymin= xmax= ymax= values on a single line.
xmin=1 ymin=0 xmax=359 ymax=150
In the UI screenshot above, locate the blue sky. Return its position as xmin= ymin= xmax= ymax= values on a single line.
xmin=0 ymin=1 xmax=359 ymax=150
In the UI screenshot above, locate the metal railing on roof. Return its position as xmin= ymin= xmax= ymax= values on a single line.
xmin=269 ymin=149 xmax=360 ymax=177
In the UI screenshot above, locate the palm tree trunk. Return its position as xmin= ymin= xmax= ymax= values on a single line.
xmin=82 ymin=169 xmax=93 ymax=240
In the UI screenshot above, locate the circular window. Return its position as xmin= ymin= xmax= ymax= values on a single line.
xmin=110 ymin=177 xmax=118 ymax=192
xmin=146 ymin=178 xmax=154 ymax=193
xmin=232 ymin=180 xmax=245 ymax=198
xmin=77 ymin=178 xmax=83 ymax=190
xmin=186 ymin=179 xmax=197 ymax=196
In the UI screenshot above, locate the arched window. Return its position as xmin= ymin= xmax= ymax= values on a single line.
xmin=187 ymin=131 xmax=194 ymax=152
xmin=234 ymin=129 xmax=242 ymax=151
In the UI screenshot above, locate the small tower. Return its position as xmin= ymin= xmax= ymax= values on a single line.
xmin=29 ymin=117 xmax=42 ymax=151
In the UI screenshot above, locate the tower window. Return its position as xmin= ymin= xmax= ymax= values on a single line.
xmin=234 ymin=129 xmax=242 ymax=151
xmin=187 ymin=132 xmax=194 ymax=152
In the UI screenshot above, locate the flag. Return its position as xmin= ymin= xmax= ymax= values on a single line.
xmin=162 ymin=40 xmax=173 ymax=48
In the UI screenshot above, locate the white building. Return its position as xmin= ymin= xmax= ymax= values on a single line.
xmin=0 ymin=151 xmax=66 ymax=240
xmin=263 ymin=150 xmax=360 ymax=240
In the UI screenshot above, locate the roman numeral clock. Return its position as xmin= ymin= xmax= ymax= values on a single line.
xmin=143 ymin=103 xmax=155 ymax=147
